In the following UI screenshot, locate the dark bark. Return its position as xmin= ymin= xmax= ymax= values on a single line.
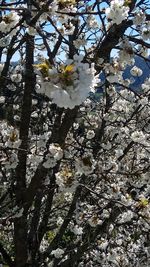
xmin=14 ymin=33 xmax=35 ymax=267
xmin=24 ymin=106 xmax=78 ymax=213
xmin=44 ymin=185 xmax=82 ymax=258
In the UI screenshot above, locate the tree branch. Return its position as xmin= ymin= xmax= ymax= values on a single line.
xmin=0 ymin=242 xmax=15 ymax=267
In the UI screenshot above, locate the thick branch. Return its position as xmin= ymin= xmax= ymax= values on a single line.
xmin=14 ymin=32 xmax=35 ymax=267
xmin=44 ymin=185 xmax=82 ymax=258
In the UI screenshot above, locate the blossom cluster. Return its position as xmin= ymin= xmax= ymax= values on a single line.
xmin=43 ymin=143 xmax=63 ymax=168
xmin=0 ymin=12 xmax=20 ymax=47
xmin=0 ymin=122 xmax=20 ymax=169
xmin=35 ymin=55 xmax=99 ymax=109
xmin=0 ymin=12 xmax=20 ymax=34
xmin=105 ymin=0 xmax=129 ymax=25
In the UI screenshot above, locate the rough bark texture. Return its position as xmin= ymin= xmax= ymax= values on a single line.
xmin=14 ymin=34 xmax=35 ymax=267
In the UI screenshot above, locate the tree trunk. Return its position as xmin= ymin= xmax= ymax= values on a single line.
xmin=14 ymin=33 xmax=35 ymax=267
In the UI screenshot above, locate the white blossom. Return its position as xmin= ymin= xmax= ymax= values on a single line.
xmin=133 ymin=10 xmax=146 ymax=26
xmin=106 ymin=0 xmax=129 ymax=25
xmin=0 ymin=96 xmax=5 ymax=103
xmin=142 ymin=28 xmax=150 ymax=41
xmin=35 ymin=55 xmax=99 ymax=109
xmin=86 ymin=130 xmax=95 ymax=140
xmin=130 ymin=66 xmax=143 ymax=77
xmin=131 ymin=130 xmax=146 ymax=144
xmin=0 ymin=12 xmax=20 ymax=33
xmin=11 ymin=73 xmax=22 ymax=83
xmin=51 ymin=248 xmax=64 ymax=258
xmin=71 ymin=225 xmax=83 ymax=235
xmin=43 ymin=144 xmax=63 ymax=168
xmin=75 ymin=156 xmax=95 ymax=175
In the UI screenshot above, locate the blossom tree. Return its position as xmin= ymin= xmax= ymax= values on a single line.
xmin=0 ymin=0 xmax=150 ymax=266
